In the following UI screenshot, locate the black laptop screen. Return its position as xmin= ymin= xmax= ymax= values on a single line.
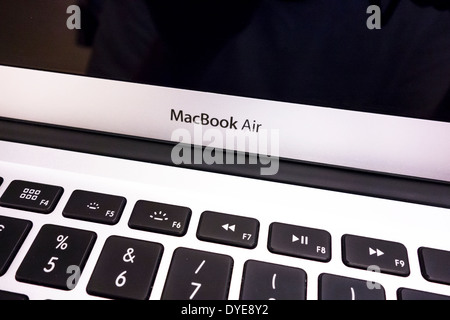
xmin=1 ymin=0 xmax=449 ymax=122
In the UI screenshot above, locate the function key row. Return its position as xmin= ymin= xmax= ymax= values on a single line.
xmin=1 ymin=180 xmax=450 ymax=290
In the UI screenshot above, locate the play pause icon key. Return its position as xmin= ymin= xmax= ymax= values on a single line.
xmin=269 ymin=223 xmax=331 ymax=262
xmin=292 ymin=235 xmax=309 ymax=245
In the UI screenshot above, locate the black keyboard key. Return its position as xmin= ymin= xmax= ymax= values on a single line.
xmin=128 ymin=200 xmax=191 ymax=236
xmin=16 ymin=224 xmax=96 ymax=290
xmin=196 ymin=211 xmax=259 ymax=249
xmin=342 ymin=234 xmax=410 ymax=276
xmin=418 ymin=247 xmax=450 ymax=285
xmin=0 ymin=177 xmax=3 ymax=186
xmin=63 ymin=190 xmax=126 ymax=225
xmin=240 ymin=260 xmax=307 ymax=300
xmin=0 ymin=180 xmax=63 ymax=214
xmin=87 ymin=236 xmax=163 ymax=300
xmin=318 ymin=273 xmax=385 ymax=300
xmin=0 ymin=216 xmax=32 ymax=276
xmin=0 ymin=290 xmax=28 ymax=300
xmin=161 ymin=247 xmax=233 ymax=300
xmin=397 ymin=288 xmax=450 ymax=300
xmin=268 ymin=222 xmax=331 ymax=262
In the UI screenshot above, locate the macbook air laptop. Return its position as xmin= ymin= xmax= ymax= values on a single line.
xmin=0 ymin=0 xmax=449 ymax=301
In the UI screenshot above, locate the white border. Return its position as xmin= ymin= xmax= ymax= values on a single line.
xmin=1 ymin=65 xmax=450 ymax=182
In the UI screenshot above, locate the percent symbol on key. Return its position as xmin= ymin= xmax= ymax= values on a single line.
xmin=56 ymin=235 xmax=69 ymax=250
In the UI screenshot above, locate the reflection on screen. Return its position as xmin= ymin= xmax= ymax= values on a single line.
xmin=1 ymin=0 xmax=449 ymax=121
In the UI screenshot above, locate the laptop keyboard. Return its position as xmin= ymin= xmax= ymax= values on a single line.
xmin=0 ymin=141 xmax=449 ymax=300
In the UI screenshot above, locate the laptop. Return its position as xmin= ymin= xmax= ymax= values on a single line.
xmin=0 ymin=1 xmax=449 ymax=301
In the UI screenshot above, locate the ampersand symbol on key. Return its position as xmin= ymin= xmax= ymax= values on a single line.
xmin=123 ymin=248 xmax=135 ymax=263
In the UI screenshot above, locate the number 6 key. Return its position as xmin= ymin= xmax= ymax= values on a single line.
xmin=87 ymin=236 xmax=163 ymax=300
